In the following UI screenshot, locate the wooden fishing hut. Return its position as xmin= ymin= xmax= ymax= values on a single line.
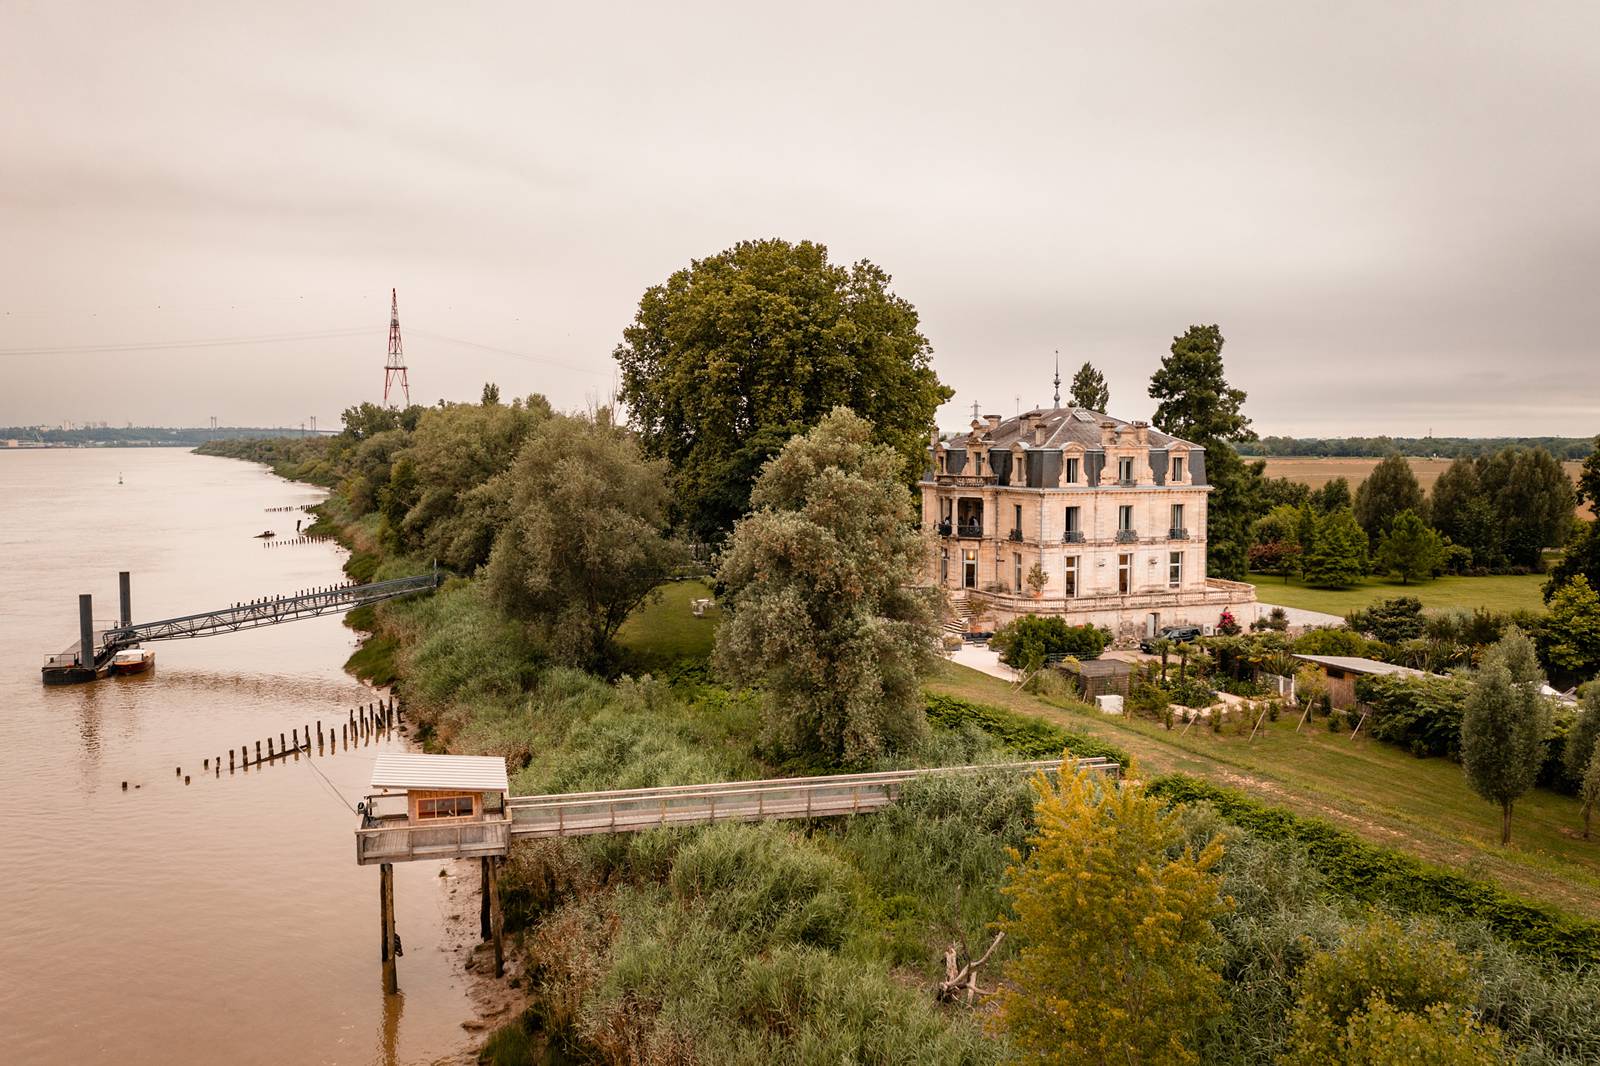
xmin=355 ymin=753 xmax=511 ymax=992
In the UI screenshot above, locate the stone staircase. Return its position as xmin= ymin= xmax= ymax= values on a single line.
xmin=944 ymin=594 xmax=973 ymax=638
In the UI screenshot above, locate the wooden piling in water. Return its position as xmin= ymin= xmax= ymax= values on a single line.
xmin=479 ymin=857 xmax=492 ymax=941
xmin=489 ymin=856 xmax=504 ymax=978
xmin=279 ymin=731 xmax=286 ymax=752
xmin=380 ymin=862 xmax=398 ymax=994
xmin=256 ymin=740 xmax=261 ymax=762
xmin=268 ymin=738 xmax=275 ymax=759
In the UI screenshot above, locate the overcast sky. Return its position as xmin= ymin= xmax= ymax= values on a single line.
xmin=2 ymin=1 xmax=1596 ymax=436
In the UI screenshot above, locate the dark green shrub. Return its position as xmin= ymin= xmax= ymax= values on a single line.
xmin=923 ymin=693 xmax=1128 ymax=764
xmin=989 ymin=615 xmax=1109 ymax=670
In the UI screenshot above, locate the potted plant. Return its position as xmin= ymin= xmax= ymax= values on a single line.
xmin=1025 ymin=562 xmax=1048 ymax=599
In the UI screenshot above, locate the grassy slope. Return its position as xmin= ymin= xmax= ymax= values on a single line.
xmin=1246 ymin=572 xmax=1547 ymax=615
xmin=925 ymin=661 xmax=1600 ymax=919
xmin=615 ymin=578 xmax=719 ymax=667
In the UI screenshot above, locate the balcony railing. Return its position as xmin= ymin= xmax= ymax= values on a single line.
xmin=355 ymin=814 xmax=512 ymax=865
xmin=934 ymin=473 xmax=997 ymax=487
xmin=1115 ymin=529 xmax=1138 ymax=543
xmin=952 ymin=522 xmax=984 ymax=538
xmin=1118 ymin=478 xmax=1136 ymax=487
xmin=1062 ymin=530 xmax=1085 ymax=544
xmin=1008 ymin=528 xmax=1023 ymax=541
xmin=1169 ymin=527 xmax=1189 ymax=539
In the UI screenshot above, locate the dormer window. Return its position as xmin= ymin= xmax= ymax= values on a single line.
xmin=1065 ymin=457 xmax=1080 ymax=484
xmin=1118 ymin=457 xmax=1134 ymax=484
xmin=973 ymin=452 xmax=984 ymax=476
xmin=1171 ymin=456 xmax=1185 ymax=481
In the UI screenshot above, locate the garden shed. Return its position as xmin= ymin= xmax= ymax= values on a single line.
xmin=1058 ymin=657 xmax=1133 ymax=701
xmin=1292 ymin=654 xmax=1425 ymax=710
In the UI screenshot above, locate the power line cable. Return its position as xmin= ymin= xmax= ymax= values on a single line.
xmin=0 ymin=327 xmax=370 ymax=357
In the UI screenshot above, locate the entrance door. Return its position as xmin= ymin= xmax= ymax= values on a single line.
xmin=1146 ymin=612 xmax=1160 ymax=637
xmin=963 ymin=550 xmax=977 ymax=589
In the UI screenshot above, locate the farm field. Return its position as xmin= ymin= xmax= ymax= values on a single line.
xmin=1261 ymin=455 xmax=1592 ymax=518
xmin=1246 ymin=571 xmax=1548 ymax=615
xmin=926 ymin=661 xmax=1600 ymax=921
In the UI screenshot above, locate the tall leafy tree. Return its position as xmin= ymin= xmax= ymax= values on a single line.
xmin=1546 ymin=521 xmax=1600 ymax=601
xmin=1310 ymin=476 xmax=1353 ymax=514
xmin=1544 ymin=575 xmax=1600 ymax=680
xmin=1069 ymin=360 xmax=1110 ymax=411
xmin=714 ymin=408 xmax=938 ymax=764
xmin=1583 ymin=741 xmax=1600 ymax=840
xmin=1375 ymin=509 xmax=1445 ymax=584
xmin=1304 ymin=508 xmax=1368 ymax=588
xmin=1576 ymin=435 xmax=1600 ymax=509
xmin=1460 ymin=629 xmax=1551 ymax=844
xmin=613 ymin=239 xmax=950 ymax=541
xmin=1562 ymin=686 xmax=1600 ymax=788
xmin=1148 ymin=324 xmax=1260 ymax=580
xmin=997 ymin=767 xmax=1228 ymax=1066
xmin=1477 ymin=446 xmax=1574 ymax=568
xmin=1353 ymin=454 xmax=1427 ymax=545
xmin=484 ymin=410 xmax=684 ymax=670
xmin=1429 ymin=457 xmax=1498 ymax=566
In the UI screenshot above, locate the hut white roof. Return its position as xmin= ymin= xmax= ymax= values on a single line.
xmin=370 ymin=753 xmax=508 ymax=793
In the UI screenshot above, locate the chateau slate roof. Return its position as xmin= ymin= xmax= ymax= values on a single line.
xmin=940 ymin=407 xmax=1201 ymax=451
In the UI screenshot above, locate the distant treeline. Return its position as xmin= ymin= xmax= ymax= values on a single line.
xmin=1240 ymin=435 xmax=1594 ymax=460
xmin=2 ymin=426 xmax=326 ymax=446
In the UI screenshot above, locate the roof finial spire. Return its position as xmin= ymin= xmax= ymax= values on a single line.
xmin=1052 ymin=350 xmax=1062 ymax=408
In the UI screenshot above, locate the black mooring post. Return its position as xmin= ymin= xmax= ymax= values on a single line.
xmin=78 ymin=594 xmax=95 ymax=668
xmin=118 ymin=571 xmax=132 ymax=627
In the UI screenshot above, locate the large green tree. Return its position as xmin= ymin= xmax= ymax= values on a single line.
xmin=1429 ymin=457 xmax=1498 ymax=566
xmin=997 ymin=767 xmax=1227 ymax=1066
xmin=383 ymin=396 xmax=551 ymax=571
xmin=1476 ymin=446 xmax=1573 ymax=568
xmin=1148 ymin=324 xmax=1261 ymax=580
xmin=1309 ymin=476 xmax=1353 ymax=514
xmin=1576 ymin=435 xmax=1600 ymax=509
xmin=713 ymin=408 xmax=939 ymax=764
xmin=484 ymin=411 xmax=684 ymax=670
xmin=1544 ymin=575 xmax=1600 ymax=680
xmin=1304 ymin=508 xmax=1368 ymax=588
xmin=1374 ymin=509 xmax=1445 ymax=585
xmin=1460 ymin=629 xmax=1551 ymax=844
xmin=1069 ymin=360 xmax=1109 ymax=411
xmin=613 ymin=239 xmax=950 ymax=541
xmin=1353 ymin=454 xmax=1427 ymax=546
xmin=1546 ymin=521 xmax=1600 ymax=600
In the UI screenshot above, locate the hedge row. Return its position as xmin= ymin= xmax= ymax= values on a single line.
xmin=923 ymin=693 xmax=1129 ymax=766
xmin=1149 ymin=775 xmax=1600 ymax=967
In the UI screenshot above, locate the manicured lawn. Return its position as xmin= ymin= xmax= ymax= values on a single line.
xmin=1246 ymin=571 xmax=1547 ymax=616
xmin=616 ymin=578 xmax=719 ymax=665
xmin=926 ymin=661 xmax=1600 ymax=920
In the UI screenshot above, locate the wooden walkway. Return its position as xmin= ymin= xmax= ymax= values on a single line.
xmin=505 ymin=757 xmax=1119 ymax=839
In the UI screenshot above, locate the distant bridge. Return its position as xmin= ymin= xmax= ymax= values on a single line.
xmin=42 ymin=570 xmax=441 ymax=683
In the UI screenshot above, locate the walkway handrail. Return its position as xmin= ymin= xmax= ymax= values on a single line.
xmin=507 ymin=758 xmax=1116 ymax=811
xmin=506 ymin=757 xmax=1119 ymax=839
xmin=97 ymin=572 xmax=441 ymax=651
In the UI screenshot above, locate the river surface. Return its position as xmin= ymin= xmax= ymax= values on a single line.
xmin=0 ymin=449 xmax=475 ymax=1065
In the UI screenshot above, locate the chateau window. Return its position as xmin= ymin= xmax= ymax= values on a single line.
xmin=1064 ymin=506 xmax=1080 ymax=533
xmin=1118 ymin=456 xmax=1134 ymax=483
xmin=974 ymin=452 xmax=984 ymax=476
xmin=1171 ymin=456 xmax=1185 ymax=481
xmin=1169 ymin=551 xmax=1183 ymax=588
xmin=1013 ymin=553 xmax=1023 ymax=592
xmin=1064 ymin=556 xmax=1078 ymax=598
xmin=1013 ymin=504 xmax=1022 ymax=535
xmin=937 ymin=452 xmax=947 ymax=474
xmin=1171 ymin=504 xmax=1184 ymax=531
xmin=1118 ymin=553 xmax=1132 ymax=594
xmin=940 ymin=548 xmax=949 ymax=583
xmin=1118 ymin=505 xmax=1133 ymax=532
xmin=1065 ymin=457 xmax=1080 ymax=484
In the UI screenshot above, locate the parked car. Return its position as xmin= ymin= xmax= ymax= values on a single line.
xmin=1140 ymin=624 xmax=1202 ymax=653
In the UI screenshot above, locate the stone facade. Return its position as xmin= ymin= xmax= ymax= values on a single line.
xmin=921 ymin=406 xmax=1257 ymax=638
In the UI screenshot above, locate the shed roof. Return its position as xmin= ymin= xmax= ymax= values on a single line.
xmin=1061 ymin=658 xmax=1133 ymax=678
xmin=370 ymin=753 xmax=509 ymax=793
xmin=1293 ymin=654 xmax=1424 ymax=678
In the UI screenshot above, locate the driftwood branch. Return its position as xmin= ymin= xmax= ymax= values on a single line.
xmin=938 ymin=931 xmax=1005 ymax=1005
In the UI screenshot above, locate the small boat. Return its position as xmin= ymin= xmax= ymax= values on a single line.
xmin=255 ymin=530 xmax=276 ymax=539
xmin=110 ymin=648 xmax=155 ymax=675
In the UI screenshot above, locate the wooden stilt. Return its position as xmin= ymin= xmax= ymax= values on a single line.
xmin=479 ymin=857 xmax=491 ymax=941
xmin=380 ymin=862 xmax=398 ymax=994
xmin=488 ymin=856 xmax=504 ymax=978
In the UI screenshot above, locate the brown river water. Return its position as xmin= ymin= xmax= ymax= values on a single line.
xmin=0 ymin=449 xmax=475 ymax=1065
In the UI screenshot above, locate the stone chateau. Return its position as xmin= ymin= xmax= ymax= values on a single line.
xmin=921 ymin=404 xmax=1257 ymax=637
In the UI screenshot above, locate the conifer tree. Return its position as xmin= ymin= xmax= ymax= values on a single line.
xmin=1069 ymin=361 xmax=1110 ymax=412
xmin=1304 ymin=508 xmax=1368 ymax=588
xmin=1374 ymin=509 xmax=1445 ymax=584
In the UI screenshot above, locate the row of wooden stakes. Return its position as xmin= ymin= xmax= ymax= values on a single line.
xmin=263 ymin=535 xmax=333 ymax=548
xmin=264 ymin=505 xmax=311 ymax=512
xmin=127 ymin=697 xmax=404 ymax=789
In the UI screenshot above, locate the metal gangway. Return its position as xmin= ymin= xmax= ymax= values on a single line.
xmin=505 ymin=757 xmax=1120 ymax=839
xmin=43 ymin=570 xmax=442 ymax=682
